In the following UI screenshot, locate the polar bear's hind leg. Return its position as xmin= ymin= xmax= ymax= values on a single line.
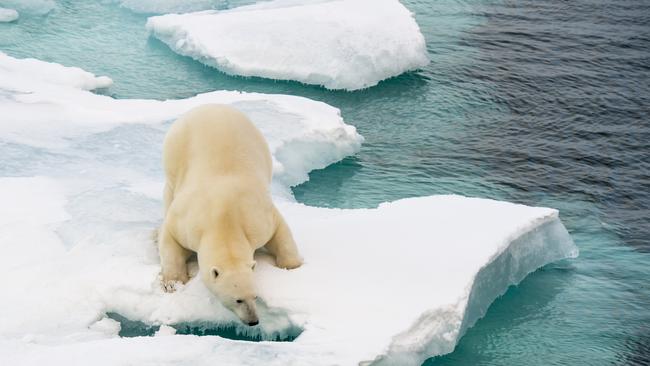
xmin=265 ymin=210 xmax=303 ymax=270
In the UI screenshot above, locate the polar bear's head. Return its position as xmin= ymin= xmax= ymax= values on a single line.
xmin=201 ymin=260 xmax=259 ymax=326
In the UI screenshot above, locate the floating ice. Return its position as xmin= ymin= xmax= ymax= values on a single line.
xmin=0 ymin=7 xmax=18 ymax=22
xmin=0 ymin=52 xmax=361 ymax=188
xmin=0 ymin=55 xmax=576 ymax=366
xmin=110 ymin=0 xmax=225 ymax=14
xmin=155 ymin=325 xmax=177 ymax=337
xmin=146 ymin=0 xmax=430 ymax=90
xmin=0 ymin=52 xmax=112 ymax=91
xmin=0 ymin=0 xmax=54 ymax=15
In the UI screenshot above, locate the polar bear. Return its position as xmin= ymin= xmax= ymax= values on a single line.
xmin=158 ymin=104 xmax=303 ymax=326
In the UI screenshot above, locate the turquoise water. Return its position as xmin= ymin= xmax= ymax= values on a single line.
xmin=105 ymin=312 xmax=301 ymax=341
xmin=2 ymin=0 xmax=649 ymax=364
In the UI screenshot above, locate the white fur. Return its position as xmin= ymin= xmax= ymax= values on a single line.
xmin=159 ymin=104 xmax=303 ymax=325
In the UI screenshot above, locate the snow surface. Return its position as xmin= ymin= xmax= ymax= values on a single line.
xmin=0 ymin=54 xmax=577 ymax=366
xmin=0 ymin=7 xmax=18 ymax=22
xmin=146 ymin=0 xmax=429 ymax=90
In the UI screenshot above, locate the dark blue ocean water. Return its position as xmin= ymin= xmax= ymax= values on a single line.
xmin=1 ymin=0 xmax=649 ymax=364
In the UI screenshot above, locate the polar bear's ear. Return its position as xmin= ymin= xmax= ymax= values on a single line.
xmin=250 ymin=260 xmax=257 ymax=271
xmin=212 ymin=267 xmax=219 ymax=279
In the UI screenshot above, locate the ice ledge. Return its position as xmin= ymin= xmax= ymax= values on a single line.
xmin=369 ymin=213 xmax=577 ymax=366
xmin=271 ymin=196 xmax=578 ymax=365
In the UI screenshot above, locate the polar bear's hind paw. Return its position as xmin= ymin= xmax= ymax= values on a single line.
xmin=276 ymin=255 xmax=303 ymax=270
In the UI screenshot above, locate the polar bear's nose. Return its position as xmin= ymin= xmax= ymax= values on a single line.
xmin=247 ymin=320 xmax=259 ymax=326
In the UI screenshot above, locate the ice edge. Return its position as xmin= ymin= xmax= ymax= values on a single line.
xmin=368 ymin=213 xmax=578 ymax=366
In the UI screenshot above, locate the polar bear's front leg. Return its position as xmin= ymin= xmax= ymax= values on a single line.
xmin=158 ymin=224 xmax=191 ymax=292
xmin=266 ymin=210 xmax=303 ymax=269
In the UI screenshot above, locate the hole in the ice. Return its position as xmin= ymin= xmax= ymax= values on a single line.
xmin=105 ymin=312 xmax=302 ymax=342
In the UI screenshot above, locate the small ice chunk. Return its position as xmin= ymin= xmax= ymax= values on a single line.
xmin=0 ymin=52 xmax=113 ymax=91
xmin=146 ymin=0 xmax=429 ymax=90
xmin=155 ymin=325 xmax=177 ymax=336
xmin=89 ymin=318 xmax=122 ymax=336
xmin=0 ymin=7 xmax=18 ymax=22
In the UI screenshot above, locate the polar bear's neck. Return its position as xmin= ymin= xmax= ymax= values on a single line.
xmin=197 ymin=230 xmax=254 ymax=277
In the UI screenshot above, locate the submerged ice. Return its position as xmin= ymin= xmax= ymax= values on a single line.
xmin=0 ymin=7 xmax=18 ymax=22
xmin=146 ymin=0 xmax=429 ymax=90
xmin=0 ymin=0 xmax=54 ymax=15
xmin=0 ymin=54 xmax=577 ymax=366
xmin=110 ymin=0 xmax=233 ymax=14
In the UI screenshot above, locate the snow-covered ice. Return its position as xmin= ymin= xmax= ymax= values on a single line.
xmin=0 ymin=52 xmax=361 ymax=188
xmin=0 ymin=7 xmax=18 ymax=22
xmin=0 ymin=52 xmax=112 ymax=91
xmin=0 ymin=54 xmax=577 ymax=365
xmin=146 ymin=0 xmax=430 ymax=90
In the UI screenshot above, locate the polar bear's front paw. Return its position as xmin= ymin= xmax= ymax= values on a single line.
xmin=160 ymin=270 xmax=189 ymax=293
xmin=162 ymin=279 xmax=183 ymax=293
xmin=276 ymin=255 xmax=303 ymax=270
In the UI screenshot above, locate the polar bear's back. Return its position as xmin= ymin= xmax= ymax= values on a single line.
xmin=163 ymin=104 xmax=273 ymax=187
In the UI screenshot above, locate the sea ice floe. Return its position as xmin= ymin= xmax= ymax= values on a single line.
xmin=0 ymin=7 xmax=18 ymax=22
xmin=0 ymin=52 xmax=361 ymax=188
xmin=146 ymin=0 xmax=429 ymax=90
xmin=0 ymin=55 xmax=576 ymax=366
xmin=0 ymin=52 xmax=112 ymax=91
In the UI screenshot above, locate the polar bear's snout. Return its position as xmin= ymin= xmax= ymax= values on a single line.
xmin=229 ymin=293 xmax=259 ymax=326
xmin=235 ymin=298 xmax=259 ymax=326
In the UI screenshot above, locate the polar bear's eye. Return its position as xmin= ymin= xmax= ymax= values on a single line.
xmin=236 ymin=299 xmax=243 ymax=304
xmin=212 ymin=268 xmax=219 ymax=278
